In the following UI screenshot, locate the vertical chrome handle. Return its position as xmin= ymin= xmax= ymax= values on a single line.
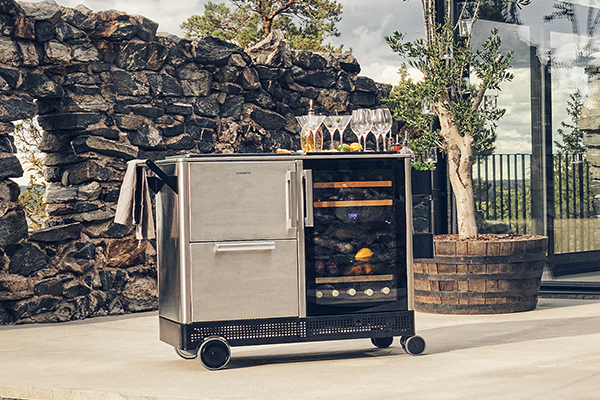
xmin=303 ymin=169 xmax=314 ymax=227
xmin=286 ymin=170 xmax=298 ymax=230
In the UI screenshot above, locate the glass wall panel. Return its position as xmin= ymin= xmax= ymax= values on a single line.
xmin=469 ymin=0 xmax=600 ymax=282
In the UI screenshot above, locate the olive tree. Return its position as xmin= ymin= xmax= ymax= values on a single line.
xmin=384 ymin=0 xmax=527 ymax=239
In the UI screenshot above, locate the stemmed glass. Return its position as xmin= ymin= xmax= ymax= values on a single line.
xmin=324 ymin=115 xmax=352 ymax=150
xmin=323 ymin=116 xmax=340 ymax=150
xmin=381 ymin=108 xmax=393 ymax=151
xmin=296 ymin=115 xmax=324 ymax=152
xmin=336 ymin=115 xmax=352 ymax=145
xmin=371 ymin=109 xmax=386 ymax=152
xmin=350 ymin=109 xmax=372 ymax=151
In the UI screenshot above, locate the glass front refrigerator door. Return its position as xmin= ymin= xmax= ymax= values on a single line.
xmin=303 ymin=157 xmax=408 ymax=316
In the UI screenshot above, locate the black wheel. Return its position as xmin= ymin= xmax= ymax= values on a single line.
xmin=175 ymin=347 xmax=197 ymax=360
xmin=198 ymin=337 xmax=231 ymax=370
xmin=404 ymin=335 xmax=426 ymax=356
xmin=371 ymin=337 xmax=394 ymax=348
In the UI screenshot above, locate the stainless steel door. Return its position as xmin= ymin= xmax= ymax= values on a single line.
xmin=188 ymin=161 xmax=297 ymax=242
xmin=190 ymin=239 xmax=299 ymax=321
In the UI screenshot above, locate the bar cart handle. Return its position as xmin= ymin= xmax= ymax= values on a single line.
xmin=303 ymin=169 xmax=314 ymax=227
xmin=145 ymin=159 xmax=178 ymax=194
xmin=286 ymin=170 xmax=298 ymax=230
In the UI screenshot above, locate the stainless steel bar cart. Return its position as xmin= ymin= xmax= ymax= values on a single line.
xmin=149 ymin=153 xmax=425 ymax=370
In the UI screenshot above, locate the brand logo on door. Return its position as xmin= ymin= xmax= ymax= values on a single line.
xmin=236 ymin=171 xmax=251 ymax=175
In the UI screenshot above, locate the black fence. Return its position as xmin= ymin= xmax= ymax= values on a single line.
xmin=472 ymin=153 xmax=596 ymax=254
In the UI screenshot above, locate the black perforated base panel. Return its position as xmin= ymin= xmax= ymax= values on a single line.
xmin=160 ymin=311 xmax=415 ymax=351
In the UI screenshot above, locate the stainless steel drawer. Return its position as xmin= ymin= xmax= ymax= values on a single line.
xmin=187 ymin=161 xmax=298 ymax=242
xmin=190 ymin=239 xmax=299 ymax=321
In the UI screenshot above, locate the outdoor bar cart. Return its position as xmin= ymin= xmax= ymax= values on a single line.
xmin=148 ymin=152 xmax=426 ymax=370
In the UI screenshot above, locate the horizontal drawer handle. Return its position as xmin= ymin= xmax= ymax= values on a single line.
xmin=214 ymin=241 xmax=276 ymax=252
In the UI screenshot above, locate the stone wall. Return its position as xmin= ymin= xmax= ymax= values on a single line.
xmin=0 ymin=0 xmax=391 ymax=323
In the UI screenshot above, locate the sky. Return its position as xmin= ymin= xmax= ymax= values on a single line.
xmin=52 ymin=0 xmax=426 ymax=86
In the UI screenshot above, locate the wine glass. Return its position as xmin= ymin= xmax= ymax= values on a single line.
xmin=351 ymin=109 xmax=372 ymax=151
xmin=381 ymin=108 xmax=393 ymax=151
xmin=370 ymin=109 xmax=386 ymax=152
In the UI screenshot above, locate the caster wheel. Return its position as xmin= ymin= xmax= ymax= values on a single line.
xmin=404 ymin=335 xmax=426 ymax=356
xmin=175 ymin=347 xmax=197 ymax=360
xmin=198 ymin=337 xmax=231 ymax=370
xmin=371 ymin=337 xmax=394 ymax=348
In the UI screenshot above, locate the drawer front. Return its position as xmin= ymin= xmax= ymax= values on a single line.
xmin=190 ymin=240 xmax=299 ymax=322
xmin=188 ymin=161 xmax=297 ymax=242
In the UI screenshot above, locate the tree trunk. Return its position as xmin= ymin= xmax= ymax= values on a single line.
xmin=437 ymin=98 xmax=478 ymax=239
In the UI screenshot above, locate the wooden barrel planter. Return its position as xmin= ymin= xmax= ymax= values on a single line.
xmin=413 ymin=235 xmax=548 ymax=314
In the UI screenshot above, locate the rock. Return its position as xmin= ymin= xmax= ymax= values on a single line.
xmin=34 ymin=278 xmax=64 ymax=296
xmin=131 ymin=14 xmax=159 ymax=42
xmin=104 ymin=70 xmax=150 ymax=96
xmin=0 ymin=0 xmax=23 ymax=16
xmin=29 ymin=222 xmax=82 ymax=243
xmin=60 ymin=4 xmax=93 ymax=29
xmin=247 ymin=29 xmax=292 ymax=68
xmin=0 ymin=36 xmax=20 ymax=65
xmin=0 ymin=95 xmax=38 ymax=122
xmin=16 ymin=40 xmax=40 ymax=66
xmin=62 ymin=159 xmax=125 ymax=185
xmin=19 ymin=0 xmax=61 ymax=21
xmin=43 ymin=181 xmax=102 ymax=203
xmin=20 ymin=69 xmax=63 ymax=98
xmin=165 ymin=133 xmax=195 ymax=150
xmin=44 ymin=40 xmax=72 ymax=63
xmin=350 ymin=91 xmax=376 ymax=107
xmin=5 ymin=295 xmax=61 ymax=320
xmin=0 ymin=134 xmax=15 ymax=153
xmin=245 ymin=88 xmax=275 ymax=109
xmin=121 ymin=276 xmax=157 ymax=312
xmin=37 ymin=112 xmax=103 ymax=131
xmin=73 ymin=44 xmax=102 ymax=62
xmin=71 ymin=135 xmax=138 ymax=160
xmin=194 ymin=96 xmax=219 ymax=117
xmin=165 ymin=102 xmax=193 ymax=115
xmin=6 ymin=242 xmax=49 ymax=276
xmin=214 ymin=65 xmax=240 ymax=83
xmin=146 ymin=73 xmax=182 ymax=97
xmin=0 ymin=209 xmax=27 ymax=248
xmin=0 ymin=64 xmax=20 ymax=88
xmin=297 ymin=70 xmax=336 ymax=88
xmin=238 ymin=67 xmax=260 ymax=90
xmin=219 ymin=95 xmax=244 ymax=119
xmin=116 ymin=40 xmax=168 ymax=71
xmin=64 ymin=280 xmax=91 ymax=298
xmin=250 ymin=107 xmax=286 ymax=130
xmin=0 ymin=179 xmax=19 ymax=203
xmin=0 ymin=152 xmax=22 ymax=179
xmin=90 ymin=10 xmax=139 ymax=41
xmin=46 ymin=202 xmax=99 ymax=216
xmin=292 ymin=50 xmax=328 ymax=70
xmin=105 ymin=237 xmax=146 ymax=268
xmin=354 ymin=76 xmax=378 ymax=93
xmin=192 ymin=35 xmax=243 ymax=65
xmin=335 ymin=52 xmax=361 ymax=74
xmin=114 ymin=114 xmax=145 ymax=131
xmin=0 ymin=274 xmax=31 ymax=300
xmin=128 ymin=124 xmax=163 ymax=149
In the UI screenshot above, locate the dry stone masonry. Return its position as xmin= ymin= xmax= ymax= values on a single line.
xmin=0 ymin=0 xmax=391 ymax=323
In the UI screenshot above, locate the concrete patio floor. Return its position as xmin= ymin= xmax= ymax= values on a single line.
xmin=1 ymin=297 xmax=600 ymax=400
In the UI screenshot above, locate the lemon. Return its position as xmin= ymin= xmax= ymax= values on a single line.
xmin=355 ymin=248 xmax=373 ymax=261
xmin=350 ymin=142 xmax=362 ymax=152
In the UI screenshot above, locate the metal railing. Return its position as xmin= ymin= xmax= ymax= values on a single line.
xmin=472 ymin=153 xmax=596 ymax=253
xmin=473 ymin=153 xmax=533 ymax=235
